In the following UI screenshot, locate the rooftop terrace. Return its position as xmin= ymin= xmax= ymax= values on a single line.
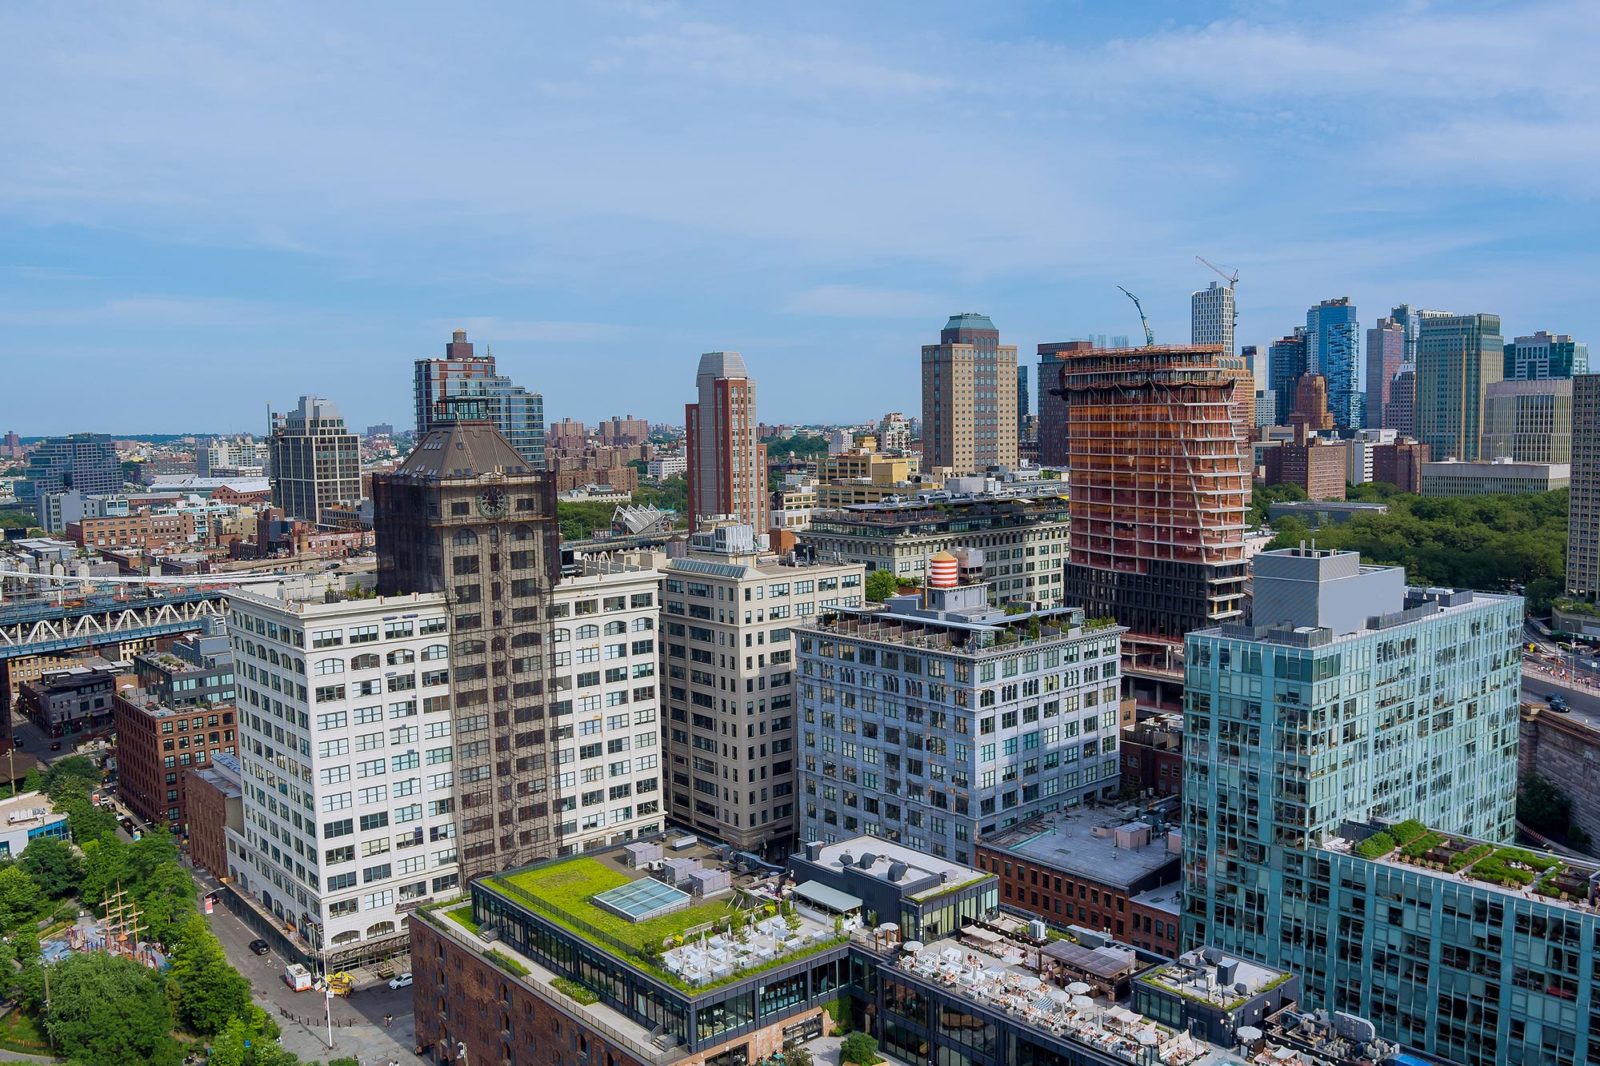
xmin=803 ymin=603 xmax=1117 ymax=655
xmin=1327 ymin=818 xmax=1600 ymax=914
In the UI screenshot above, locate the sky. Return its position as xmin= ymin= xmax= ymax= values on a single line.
xmin=2 ymin=0 xmax=1598 ymax=435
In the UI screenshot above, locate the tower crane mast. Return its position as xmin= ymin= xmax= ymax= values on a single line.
xmin=1118 ymin=286 xmax=1156 ymax=347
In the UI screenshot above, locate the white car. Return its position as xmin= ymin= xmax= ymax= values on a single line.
xmin=388 ymin=972 xmax=413 ymax=989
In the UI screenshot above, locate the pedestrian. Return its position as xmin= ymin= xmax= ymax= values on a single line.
xmin=384 ymin=1013 xmax=393 ymax=1028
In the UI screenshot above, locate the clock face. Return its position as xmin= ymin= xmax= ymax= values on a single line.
xmin=477 ymin=488 xmax=508 ymax=518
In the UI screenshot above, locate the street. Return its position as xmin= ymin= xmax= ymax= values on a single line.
xmin=188 ymin=864 xmax=423 ymax=1065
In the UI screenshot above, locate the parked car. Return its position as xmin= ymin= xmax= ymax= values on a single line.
xmin=249 ymin=939 xmax=271 ymax=956
xmin=388 ymin=972 xmax=413 ymax=990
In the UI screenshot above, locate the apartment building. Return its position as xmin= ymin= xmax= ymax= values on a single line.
xmin=795 ymin=567 xmax=1124 ymax=865
xmin=661 ymin=523 xmax=864 ymax=859
xmin=224 ymin=586 xmax=460 ymax=970
xmin=547 ymin=557 xmax=666 ymax=852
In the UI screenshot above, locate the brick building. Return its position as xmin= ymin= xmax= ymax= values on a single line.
xmin=111 ymin=634 xmax=238 ymax=833
xmin=18 ymin=656 xmax=127 ymax=737
xmin=1119 ymin=714 xmax=1183 ymax=799
xmin=1263 ymin=437 xmax=1348 ymax=501
xmin=186 ymin=752 xmax=243 ymax=881
xmin=973 ymin=804 xmax=1181 ymax=944
xmin=1371 ymin=439 xmax=1430 ymax=493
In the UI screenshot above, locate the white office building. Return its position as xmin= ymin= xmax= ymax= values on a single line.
xmin=224 ymin=585 xmax=460 ymax=969
xmin=1191 ymin=281 xmax=1235 ymax=357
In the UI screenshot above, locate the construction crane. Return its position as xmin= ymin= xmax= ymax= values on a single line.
xmin=1196 ymin=255 xmax=1241 ymax=347
xmin=1118 ymin=286 xmax=1155 ymax=347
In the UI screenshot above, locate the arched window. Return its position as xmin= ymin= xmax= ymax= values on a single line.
xmin=552 ymin=628 xmax=570 ymax=643
xmin=331 ymin=930 xmax=360 ymax=946
xmin=631 ymin=617 xmax=654 ymax=632
xmin=511 ymin=525 xmax=534 ymax=542
xmin=456 ymin=639 xmax=486 ymax=656
xmin=421 ymin=644 xmax=448 ymax=661
xmin=603 ymin=620 xmax=627 ymax=636
xmin=365 ymin=921 xmax=396 ymax=939
xmin=350 ymin=653 xmax=380 ymax=670
xmin=314 ymin=658 xmax=344 ymax=676
xmin=511 ymin=632 xmax=540 ymax=648
xmin=387 ymin=648 xmax=416 ymax=665
xmin=577 ymin=624 xmax=599 ymax=640
xmin=268 ymin=650 xmax=281 ymax=666
xmin=452 ymin=528 xmax=478 ymax=547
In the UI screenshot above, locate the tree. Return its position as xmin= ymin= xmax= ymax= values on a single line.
xmin=0 ymin=863 xmax=43 ymax=932
xmin=138 ymin=860 xmax=199 ymax=947
xmin=42 ymin=952 xmax=183 ymax=1066
xmin=79 ymin=836 xmax=132 ymax=913
xmin=207 ymin=1015 xmax=304 ymax=1066
xmin=59 ymin=794 xmax=120 ymax=844
xmin=865 ymin=569 xmax=901 ymax=603
xmin=19 ymin=835 xmax=84 ymax=900
xmin=783 ymin=1045 xmax=815 ymax=1066
xmin=167 ymin=913 xmax=252 ymax=1035
xmin=840 ymin=1031 xmax=880 ymax=1065
xmin=43 ymin=755 xmax=102 ymax=802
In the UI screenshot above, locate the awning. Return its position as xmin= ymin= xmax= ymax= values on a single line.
xmin=792 ymin=880 xmax=863 ymax=914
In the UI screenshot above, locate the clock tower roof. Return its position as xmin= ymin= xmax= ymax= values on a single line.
xmin=392 ymin=420 xmax=536 ymax=482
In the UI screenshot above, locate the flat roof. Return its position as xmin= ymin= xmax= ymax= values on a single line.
xmin=1128 ymin=884 xmax=1183 ymax=917
xmin=792 ymin=880 xmax=863 ymax=913
xmin=983 ymin=806 xmax=1180 ymax=889
xmin=811 ymin=838 xmax=987 ymax=899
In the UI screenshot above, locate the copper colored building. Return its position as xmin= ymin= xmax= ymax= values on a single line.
xmin=1054 ymin=345 xmax=1253 ymax=677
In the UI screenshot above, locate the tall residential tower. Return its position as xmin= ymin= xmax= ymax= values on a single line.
xmin=921 ymin=314 xmax=1018 ymax=473
xmin=1417 ymin=313 xmax=1504 ymax=461
xmin=1306 ymin=298 xmax=1360 ymax=431
xmin=685 ymin=351 xmax=768 ymax=531
xmin=1190 ymin=281 xmax=1235 ymax=357
xmin=413 ymin=329 xmax=545 ymax=469
xmin=268 ymin=396 xmax=362 ymax=525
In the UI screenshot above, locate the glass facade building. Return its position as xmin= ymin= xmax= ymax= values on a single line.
xmin=1305 ymin=298 xmax=1361 ymax=431
xmin=1182 ymin=547 xmax=1523 ymax=1056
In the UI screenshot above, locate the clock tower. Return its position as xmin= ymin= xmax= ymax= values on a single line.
xmin=372 ymin=406 xmax=561 ymax=879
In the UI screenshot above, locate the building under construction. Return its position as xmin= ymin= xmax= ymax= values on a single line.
xmin=1054 ymin=345 xmax=1253 ymax=686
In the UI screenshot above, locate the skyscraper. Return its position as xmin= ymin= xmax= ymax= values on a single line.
xmin=413 ymin=329 xmax=545 ymax=468
xmin=1036 ymin=340 xmax=1095 ymax=468
xmin=1057 ymin=345 xmax=1253 ymax=679
xmin=16 ymin=432 xmax=122 ymax=518
xmin=1305 ymin=298 xmax=1360 ymax=431
xmin=1564 ymin=375 xmax=1600 ymax=606
xmin=685 ymin=351 xmax=768 ymax=531
xmin=921 ymin=314 xmax=1018 ymax=473
xmin=1016 ymin=364 xmax=1030 ymax=428
xmin=1389 ymin=304 xmax=1452 ymax=367
xmin=1267 ymin=329 xmax=1308 ymax=426
xmin=268 ymin=396 xmax=361 ymax=524
xmin=1417 ymin=313 xmax=1504 ymax=461
xmin=1190 ymin=280 xmax=1235 ymax=357
xmin=1364 ymin=317 xmax=1405 ymax=430
xmin=1387 ymin=364 xmax=1416 ymax=436
xmin=1504 ymin=330 xmax=1589 ymax=380
xmin=371 ymin=407 xmax=561 ymax=879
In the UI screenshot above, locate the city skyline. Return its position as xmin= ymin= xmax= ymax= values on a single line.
xmin=3 ymin=2 xmax=1599 ymax=433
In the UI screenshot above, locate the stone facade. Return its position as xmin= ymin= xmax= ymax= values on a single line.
xmin=1519 ymin=703 xmax=1600 ymax=848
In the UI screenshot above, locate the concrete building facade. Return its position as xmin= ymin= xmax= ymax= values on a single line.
xmin=1190 ymin=281 xmax=1235 ymax=358
xmin=1420 ymin=458 xmax=1568 ymax=497
xmin=922 ymin=314 xmax=1018 ymax=474
xmin=1481 ymin=377 xmax=1572 ymax=463
xmin=1417 ymin=313 xmax=1504 ymax=461
xmin=1365 ymin=316 xmax=1405 ymax=430
xmin=796 ymin=579 xmax=1124 ymax=865
xmin=269 ymin=395 xmax=362 ymax=525
xmin=1504 ymin=330 xmax=1589 ymax=381
xmin=662 ymin=524 xmax=864 ymax=857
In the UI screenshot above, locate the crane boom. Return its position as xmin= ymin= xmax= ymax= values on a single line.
xmin=1118 ymin=286 xmax=1156 ymax=347
xmin=1195 ymin=255 xmax=1239 ymax=288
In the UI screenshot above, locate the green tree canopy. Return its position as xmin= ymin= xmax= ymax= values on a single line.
xmin=0 ymin=864 xmax=43 ymax=932
xmin=19 ymin=835 xmax=84 ymax=901
xmin=167 ymin=913 xmax=252 ymax=1036
xmin=864 ymin=569 xmax=901 ymax=603
xmin=43 ymin=952 xmax=183 ymax=1066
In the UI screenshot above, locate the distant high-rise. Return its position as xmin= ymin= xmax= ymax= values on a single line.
xmin=17 ymin=432 xmax=121 ymax=518
xmin=921 ymin=314 xmax=1018 ymax=473
xmin=268 ymin=396 xmax=361 ymax=524
xmin=1389 ymin=304 xmax=1452 ymax=367
xmin=1365 ymin=317 xmax=1406 ymax=430
xmin=1190 ymin=281 xmax=1235 ymax=357
xmin=1267 ymin=329 xmax=1308 ymax=424
xmin=1481 ymin=379 xmax=1572 ymax=463
xmin=876 ymin=411 xmax=911 ymax=453
xmin=1565 ymin=375 xmax=1600 ymax=605
xmin=1016 ymin=364 xmax=1030 ymax=427
xmin=686 ymin=351 xmax=768 ymax=530
xmin=1058 ymin=345 xmax=1253 ymax=677
xmin=1288 ymin=373 xmax=1335 ymax=433
xmin=1388 ymin=364 xmax=1417 ymax=436
xmin=1417 ymin=313 xmax=1504 ymax=461
xmin=1504 ymin=331 xmax=1589 ymax=380
xmin=413 ymin=329 xmax=545 ymax=468
xmin=1037 ymin=340 xmax=1095 ymax=468
xmin=1306 ymin=298 xmax=1361 ymax=431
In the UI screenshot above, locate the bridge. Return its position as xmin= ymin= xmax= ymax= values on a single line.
xmin=0 ymin=589 xmax=229 ymax=661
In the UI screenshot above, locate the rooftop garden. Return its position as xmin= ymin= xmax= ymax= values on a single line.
xmin=486 ymin=856 xmax=849 ymax=995
xmin=1348 ymin=824 xmax=1595 ymax=897
xmin=493 ymin=857 xmax=741 ymax=955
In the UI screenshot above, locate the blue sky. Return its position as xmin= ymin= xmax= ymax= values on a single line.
xmin=2 ymin=1 xmax=1597 ymax=434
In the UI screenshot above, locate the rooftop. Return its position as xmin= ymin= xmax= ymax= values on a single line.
xmin=809 ymin=838 xmax=989 ymax=901
xmin=1327 ymin=818 xmax=1600 ymax=917
xmin=802 ymin=599 xmax=1118 ymax=656
xmin=1138 ymin=948 xmax=1293 ymax=1013
xmin=1128 ymin=884 xmax=1183 ymax=918
xmin=0 ymin=791 xmax=64 ymax=830
xmin=982 ymin=804 xmax=1181 ymax=890
xmin=478 ymin=843 xmax=841 ymax=993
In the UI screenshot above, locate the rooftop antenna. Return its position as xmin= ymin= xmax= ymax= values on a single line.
xmin=1117 ymin=286 xmax=1155 ymax=347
